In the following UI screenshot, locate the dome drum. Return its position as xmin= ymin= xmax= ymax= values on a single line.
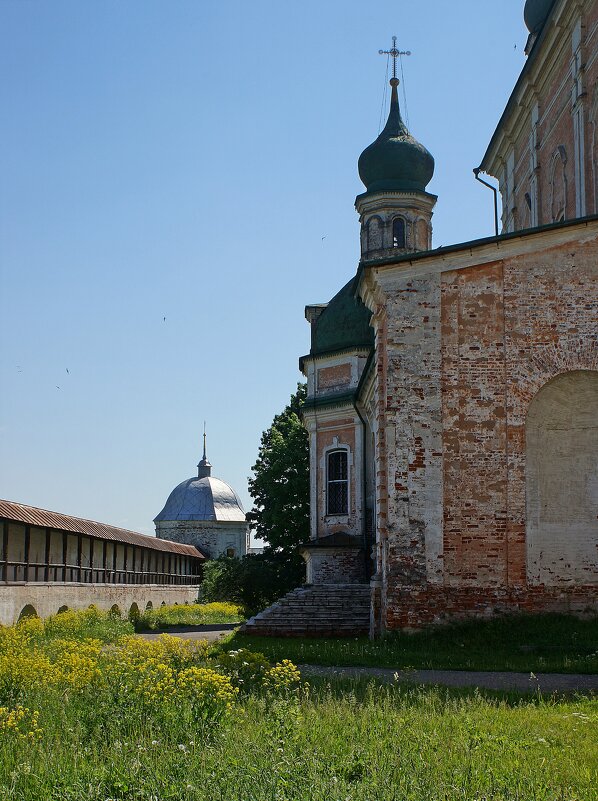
xmin=356 ymin=188 xmax=437 ymax=259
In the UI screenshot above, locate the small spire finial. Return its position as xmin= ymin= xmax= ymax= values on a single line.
xmin=379 ymin=35 xmax=411 ymax=81
xmin=197 ymin=421 xmax=212 ymax=478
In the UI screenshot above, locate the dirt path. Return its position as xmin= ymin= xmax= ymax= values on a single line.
xmin=135 ymin=628 xmax=596 ymax=693
xmin=299 ymin=664 xmax=598 ymax=693
xmin=136 ymin=623 xmax=238 ymax=644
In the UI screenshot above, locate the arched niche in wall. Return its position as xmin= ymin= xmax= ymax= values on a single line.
xmin=366 ymin=216 xmax=384 ymax=252
xmin=128 ymin=602 xmax=140 ymax=623
xmin=526 ymin=370 xmax=598 ymax=586
xmin=416 ymin=217 xmax=429 ymax=251
xmin=18 ymin=604 xmax=38 ymax=621
xmin=392 ymin=217 xmax=406 ymax=249
xmin=549 ymin=145 xmax=568 ymax=222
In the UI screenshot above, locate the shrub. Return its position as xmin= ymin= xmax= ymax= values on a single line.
xmin=136 ymin=601 xmax=243 ymax=630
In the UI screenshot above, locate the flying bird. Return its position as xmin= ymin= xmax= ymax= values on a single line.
xmin=66 ymin=368 xmax=69 ymax=374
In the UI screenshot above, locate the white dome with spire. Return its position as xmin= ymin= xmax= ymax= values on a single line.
xmin=154 ymin=433 xmax=245 ymax=523
xmin=154 ymin=433 xmax=248 ymax=559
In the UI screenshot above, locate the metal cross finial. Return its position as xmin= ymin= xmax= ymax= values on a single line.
xmin=379 ymin=35 xmax=411 ymax=80
xmin=202 ymin=421 xmax=207 ymax=460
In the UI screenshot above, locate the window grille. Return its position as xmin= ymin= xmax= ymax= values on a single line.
xmin=327 ymin=450 xmax=348 ymax=515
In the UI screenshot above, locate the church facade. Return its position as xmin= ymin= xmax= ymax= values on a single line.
xmin=300 ymin=0 xmax=598 ymax=633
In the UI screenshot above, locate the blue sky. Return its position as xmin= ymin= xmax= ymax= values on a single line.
xmin=1 ymin=0 xmax=525 ymax=536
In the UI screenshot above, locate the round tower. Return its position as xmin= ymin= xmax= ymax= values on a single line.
xmin=356 ymin=76 xmax=436 ymax=259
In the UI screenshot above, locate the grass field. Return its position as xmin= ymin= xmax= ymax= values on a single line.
xmin=135 ymin=601 xmax=244 ymax=630
xmin=1 ymin=608 xmax=596 ymax=800
xmin=231 ymin=613 xmax=598 ymax=673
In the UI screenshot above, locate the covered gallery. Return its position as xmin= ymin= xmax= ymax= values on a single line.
xmin=0 ymin=500 xmax=205 ymax=624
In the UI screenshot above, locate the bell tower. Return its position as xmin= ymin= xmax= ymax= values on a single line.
xmin=356 ymin=38 xmax=436 ymax=260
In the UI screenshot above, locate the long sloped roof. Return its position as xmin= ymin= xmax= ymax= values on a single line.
xmin=0 ymin=499 xmax=205 ymax=558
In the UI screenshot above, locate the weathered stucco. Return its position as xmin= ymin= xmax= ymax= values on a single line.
xmin=526 ymin=370 xmax=598 ymax=585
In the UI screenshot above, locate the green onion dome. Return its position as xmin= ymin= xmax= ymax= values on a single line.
xmin=358 ymin=78 xmax=434 ymax=194
xmin=524 ymin=0 xmax=556 ymax=33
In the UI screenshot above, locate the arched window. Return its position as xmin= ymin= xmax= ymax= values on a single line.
xmin=327 ymin=450 xmax=348 ymax=515
xmin=393 ymin=217 xmax=406 ymax=248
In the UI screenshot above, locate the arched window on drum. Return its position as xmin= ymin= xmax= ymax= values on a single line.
xmin=392 ymin=217 xmax=406 ymax=249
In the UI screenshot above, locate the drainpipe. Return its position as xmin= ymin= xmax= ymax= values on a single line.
xmin=352 ymin=399 xmax=370 ymax=578
xmin=473 ymin=167 xmax=499 ymax=237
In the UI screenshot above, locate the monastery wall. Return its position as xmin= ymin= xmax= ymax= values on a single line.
xmin=0 ymin=583 xmax=200 ymax=627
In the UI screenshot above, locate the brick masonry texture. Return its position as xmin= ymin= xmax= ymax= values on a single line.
xmin=317 ymin=364 xmax=352 ymax=390
xmin=302 ymin=548 xmax=366 ymax=584
xmin=487 ymin=0 xmax=598 ymax=228
xmin=377 ymin=232 xmax=598 ymax=629
xmin=300 ymin=2 xmax=598 ymax=635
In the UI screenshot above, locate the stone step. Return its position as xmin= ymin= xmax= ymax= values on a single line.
xmin=241 ymin=583 xmax=371 ymax=638
xmin=257 ymin=611 xmax=369 ymax=619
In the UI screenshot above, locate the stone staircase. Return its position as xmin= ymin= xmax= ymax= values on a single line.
xmin=241 ymin=583 xmax=371 ymax=637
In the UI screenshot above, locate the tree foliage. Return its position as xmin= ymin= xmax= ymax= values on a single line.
xmin=247 ymin=383 xmax=310 ymax=553
xmin=201 ymin=552 xmax=305 ymax=615
xmin=202 ymin=385 xmax=310 ymax=613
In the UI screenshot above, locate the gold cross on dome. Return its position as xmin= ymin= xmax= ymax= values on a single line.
xmin=379 ymin=35 xmax=411 ymax=80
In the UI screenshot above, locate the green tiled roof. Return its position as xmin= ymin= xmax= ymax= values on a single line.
xmin=310 ymin=278 xmax=374 ymax=357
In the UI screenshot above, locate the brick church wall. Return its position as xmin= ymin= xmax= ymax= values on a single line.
xmin=377 ymin=230 xmax=598 ymax=629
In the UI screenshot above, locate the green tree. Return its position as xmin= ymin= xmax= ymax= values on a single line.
xmin=201 ymin=551 xmax=305 ymax=615
xmin=247 ymin=383 xmax=310 ymax=552
xmin=202 ymin=386 xmax=310 ymax=613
